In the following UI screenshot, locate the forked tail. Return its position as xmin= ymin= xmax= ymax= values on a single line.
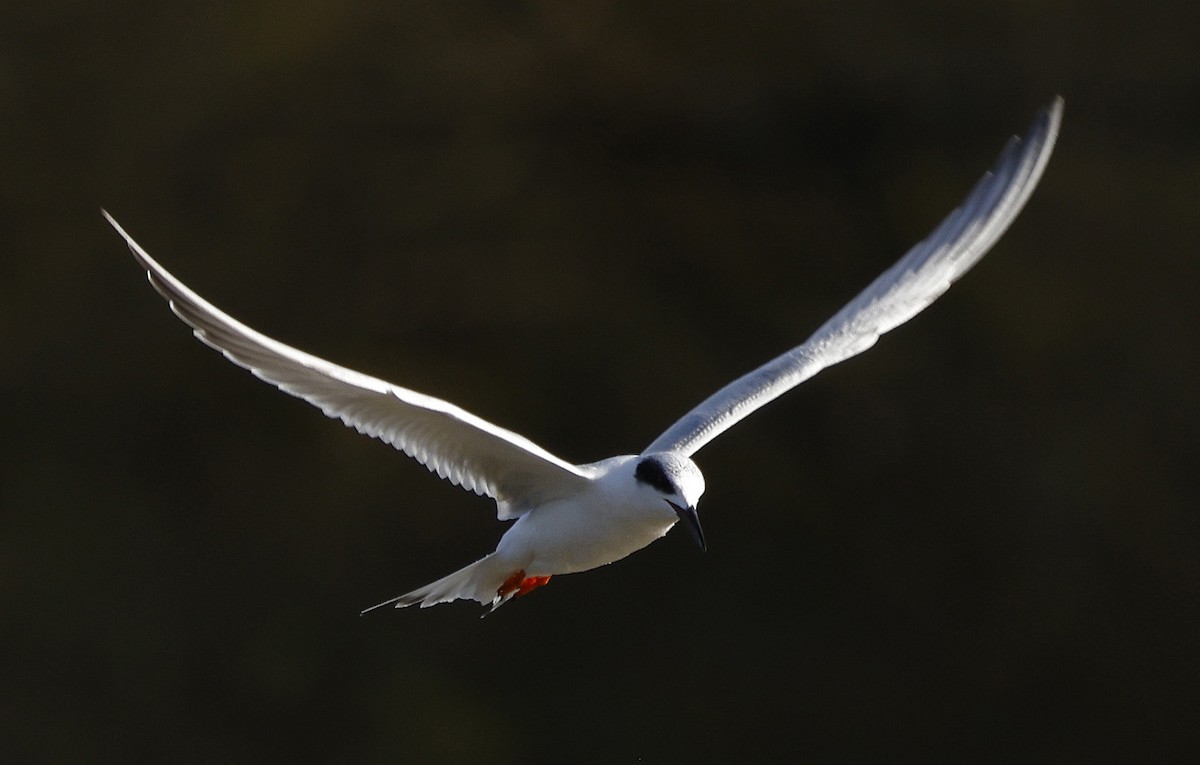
xmin=360 ymin=553 xmax=530 ymax=615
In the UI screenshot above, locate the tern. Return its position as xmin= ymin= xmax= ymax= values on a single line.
xmin=107 ymin=98 xmax=1061 ymax=614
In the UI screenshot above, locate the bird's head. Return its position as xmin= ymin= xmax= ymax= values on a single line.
xmin=634 ymin=453 xmax=707 ymax=551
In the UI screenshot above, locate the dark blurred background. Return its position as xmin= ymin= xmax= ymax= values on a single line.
xmin=3 ymin=1 xmax=1198 ymax=762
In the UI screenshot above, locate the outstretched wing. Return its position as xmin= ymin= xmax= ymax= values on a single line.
xmin=645 ymin=98 xmax=1062 ymax=457
xmin=108 ymin=212 xmax=590 ymax=519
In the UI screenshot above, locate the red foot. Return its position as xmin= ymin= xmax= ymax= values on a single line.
xmin=497 ymin=570 xmax=553 ymax=599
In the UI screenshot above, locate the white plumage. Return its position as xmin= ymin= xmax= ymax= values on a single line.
xmin=107 ymin=98 xmax=1061 ymax=613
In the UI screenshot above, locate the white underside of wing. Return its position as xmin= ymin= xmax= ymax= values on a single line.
xmin=645 ymin=98 xmax=1063 ymax=457
xmin=106 ymin=212 xmax=591 ymax=519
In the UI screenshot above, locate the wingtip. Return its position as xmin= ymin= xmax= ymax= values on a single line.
xmin=101 ymin=207 xmax=121 ymax=233
xmin=1042 ymin=95 xmax=1065 ymax=137
xmin=101 ymin=208 xmax=140 ymax=252
xmin=1019 ymin=96 xmax=1064 ymax=190
xmin=101 ymin=210 xmax=162 ymax=276
xmin=1008 ymin=97 xmax=1064 ymax=154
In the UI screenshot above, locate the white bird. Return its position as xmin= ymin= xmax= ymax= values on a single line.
xmin=106 ymin=98 xmax=1061 ymax=614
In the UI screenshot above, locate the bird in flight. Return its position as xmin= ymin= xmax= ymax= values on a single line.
xmin=107 ymin=98 xmax=1061 ymax=614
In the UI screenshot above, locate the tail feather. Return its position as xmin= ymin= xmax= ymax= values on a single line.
xmin=360 ymin=553 xmax=510 ymax=615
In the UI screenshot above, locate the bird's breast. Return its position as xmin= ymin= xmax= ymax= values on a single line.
xmin=497 ymin=492 xmax=676 ymax=575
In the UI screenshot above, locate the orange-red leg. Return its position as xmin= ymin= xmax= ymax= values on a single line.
xmin=497 ymin=570 xmax=553 ymax=599
xmin=516 ymin=575 xmax=551 ymax=596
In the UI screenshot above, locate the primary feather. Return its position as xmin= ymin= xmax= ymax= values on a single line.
xmin=104 ymin=211 xmax=590 ymax=520
xmin=644 ymin=98 xmax=1062 ymax=457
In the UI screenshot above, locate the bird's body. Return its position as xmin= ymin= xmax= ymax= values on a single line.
xmin=373 ymin=453 xmax=704 ymax=611
xmin=498 ymin=456 xmax=691 ymax=577
xmin=107 ymin=98 xmax=1062 ymax=613
xmin=498 ymin=473 xmax=628 ymax=578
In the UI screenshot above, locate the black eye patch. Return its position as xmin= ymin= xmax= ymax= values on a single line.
xmin=634 ymin=458 xmax=676 ymax=494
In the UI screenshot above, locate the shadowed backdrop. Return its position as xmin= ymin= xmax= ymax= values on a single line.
xmin=2 ymin=1 xmax=1198 ymax=762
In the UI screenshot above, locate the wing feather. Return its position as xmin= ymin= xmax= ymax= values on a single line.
xmin=106 ymin=212 xmax=590 ymax=519
xmin=645 ymin=98 xmax=1063 ymax=457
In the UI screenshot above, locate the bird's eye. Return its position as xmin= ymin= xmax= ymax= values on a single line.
xmin=634 ymin=458 xmax=675 ymax=494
